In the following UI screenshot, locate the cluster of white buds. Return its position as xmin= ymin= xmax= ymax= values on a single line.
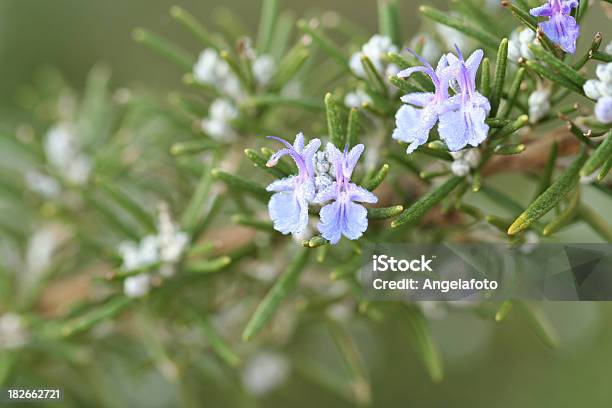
xmin=238 ymin=37 xmax=277 ymax=87
xmin=349 ymin=34 xmax=399 ymax=80
xmin=450 ymin=149 xmax=481 ymax=177
xmin=583 ymin=59 xmax=612 ymax=124
xmin=28 ymin=123 xmax=91 ymax=191
xmin=119 ymin=203 xmax=189 ymax=298
xmin=508 ymin=28 xmax=538 ymax=62
xmin=313 ymin=150 xmax=336 ymax=192
xmin=528 ymin=87 xmax=552 ymax=123
xmin=193 ymin=48 xmax=244 ymax=100
xmin=45 ymin=124 xmax=92 ymax=185
xmin=201 ymin=98 xmax=240 ymax=141
xmin=241 ymin=351 xmax=290 ymax=397
xmin=0 ymin=313 xmax=29 ymax=349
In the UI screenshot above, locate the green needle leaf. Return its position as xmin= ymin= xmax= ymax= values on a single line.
xmin=497 ymin=67 xmax=525 ymax=119
xmin=231 ymin=214 xmax=274 ymax=232
xmin=270 ymin=44 xmax=310 ymax=90
xmin=367 ymin=205 xmax=404 ymax=220
xmin=490 ymin=38 xmax=508 ymax=116
xmin=133 ymin=28 xmax=195 ymax=70
xmin=580 ymin=131 xmax=612 ymax=177
xmin=188 ymin=306 xmax=241 ymax=367
xmin=242 ymin=248 xmax=310 ymax=341
xmin=598 ymin=156 xmax=612 ymax=181
xmin=181 ymin=165 xmax=214 ymax=231
xmin=419 ymin=5 xmax=499 ymax=50
xmin=516 ymin=301 xmax=559 ymax=349
xmin=495 ymin=300 xmax=513 ymax=322
xmin=523 ymin=60 xmax=585 ymax=95
xmin=494 ymin=143 xmax=526 ymax=155
xmin=528 ymin=44 xmax=587 ymax=87
xmin=346 ymin=108 xmax=361 ymax=148
xmin=480 ymin=57 xmax=491 ymax=98
xmin=508 ymin=150 xmax=588 ymax=235
xmin=392 ymin=176 xmax=464 ymax=228
xmin=362 ymin=163 xmax=389 ymax=191
xmin=361 ymin=55 xmax=388 ymax=96
xmin=185 ymin=256 xmax=232 ymax=274
xmin=325 ymin=93 xmax=346 ymax=148
xmin=244 ymin=148 xmax=288 ymax=178
xmin=378 ymin=0 xmax=402 ymax=46
xmin=212 ymin=168 xmax=271 ymax=200
xmin=297 ymin=20 xmax=350 ymax=72
xmin=96 ymin=178 xmax=157 ymax=232
xmin=170 ymin=6 xmax=221 ymax=50
xmin=171 ymin=139 xmax=220 ymax=156
xmin=256 ymin=0 xmax=278 ymax=54
xmin=402 ymin=304 xmax=444 ymax=382
xmin=543 ymin=188 xmax=580 ymax=236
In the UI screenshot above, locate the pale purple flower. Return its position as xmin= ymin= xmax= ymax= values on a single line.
xmin=392 ymin=49 xmax=451 ymax=153
xmin=595 ymin=96 xmax=612 ymax=124
xmin=266 ymin=133 xmax=321 ymax=235
xmin=530 ymin=0 xmax=580 ymax=54
xmin=438 ymin=47 xmax=491 ymax=151
xmin=314 ymin=143 xmax=378 ymax=244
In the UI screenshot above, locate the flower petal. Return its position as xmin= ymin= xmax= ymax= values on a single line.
xmin=540 ymin=14 xmax=579 ymax=54
xmin=400 ymin=92 xmax=434 ymax=107
xmin=341 ymin=201 xmax=369 ymax=241
xmin=317 ymin=201 xmax=343 ymax=244
xmin=348 ymin=184 xmax=378 ymax=204
xmin=268 ymin=191 xmax=308 ymax=234
xmin=530 ymin=3 xmax=553 ymax=17
xmin=392 ymin=104 xmax=436 ymax=153
xmin=267 ymin=176 xmax=296 ymax=192
xmin=313 ymin=182 xmax=338 ymax=204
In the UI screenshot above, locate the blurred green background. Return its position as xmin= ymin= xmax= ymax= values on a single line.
xmin=1 ymin=1 xmax=611 ymax=407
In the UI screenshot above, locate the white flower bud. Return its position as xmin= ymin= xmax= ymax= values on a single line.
xmin=123 ymin=274 xmax=152 ymax=298
xmin=242 ymin=352 xmax=290 ymax=397
xmin=252 ymin=54 xmax=276 ymax=86
xmin=596 ymin=63 xmax=612 ymax=84
xmin=349 ymin=34 xmax=398 ymax=78
xmin=528 ymin=89 xmax=551 ymax=123
xmin=583 ymin=79 xmax=602 ymax=99
xmin=451 ymin=159 xmax=471 ymax=176
xmin=0 ymin=313 xmax=29 ymax=349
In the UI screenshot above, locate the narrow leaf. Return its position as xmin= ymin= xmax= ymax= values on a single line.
xmin=362 ymin=164 xmax=389 ymax=191
xmin=392 ymin=176 xmax=463 ymax=228
xmin=133 ymin=28 xmax=195 ymax=70
xmin=256 ymin=0 xmax=278 ymax=53
xmin=367 ymin=205 xmax=404 ymax=219
xmin=325 ymin=93 xmax=345 ymax=148
xmin=508 ymin=150 xmax=588 ymax=235
xmin=490 ymin=38 xmax=508 ymax=116
xmin=346 ymin=108 xmax=361 ymax=148
xmin=211 ymin=169 xmax=271 ymax=199
xmin=297 ymin=20 xmax=350 ymax=72
xmin=402 ymin=304 xmax=444 ymax=382
xmin=419 ymin=6 xmax=499 ymax=50
xmin=242 ymin=248 xmax=310 ymax=341
xmin=580 ymin=131 xmax=612 ymax=177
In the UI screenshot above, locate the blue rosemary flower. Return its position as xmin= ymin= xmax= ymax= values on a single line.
xmin=438 ymin=47 xmax=491 ymax=151
xmin=392 ymin=50 xmax=451 ymax=153
xmin=314 ymin=143 xmax=378 ymax=244
xmin=266 ymin=133 xmax=321 ymax=235
xmin=530 ymin=0 xmax=580 ymax=54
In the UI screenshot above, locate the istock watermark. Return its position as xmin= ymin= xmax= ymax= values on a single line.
xmin=360 ymin=243 xmax=612 ymax=301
